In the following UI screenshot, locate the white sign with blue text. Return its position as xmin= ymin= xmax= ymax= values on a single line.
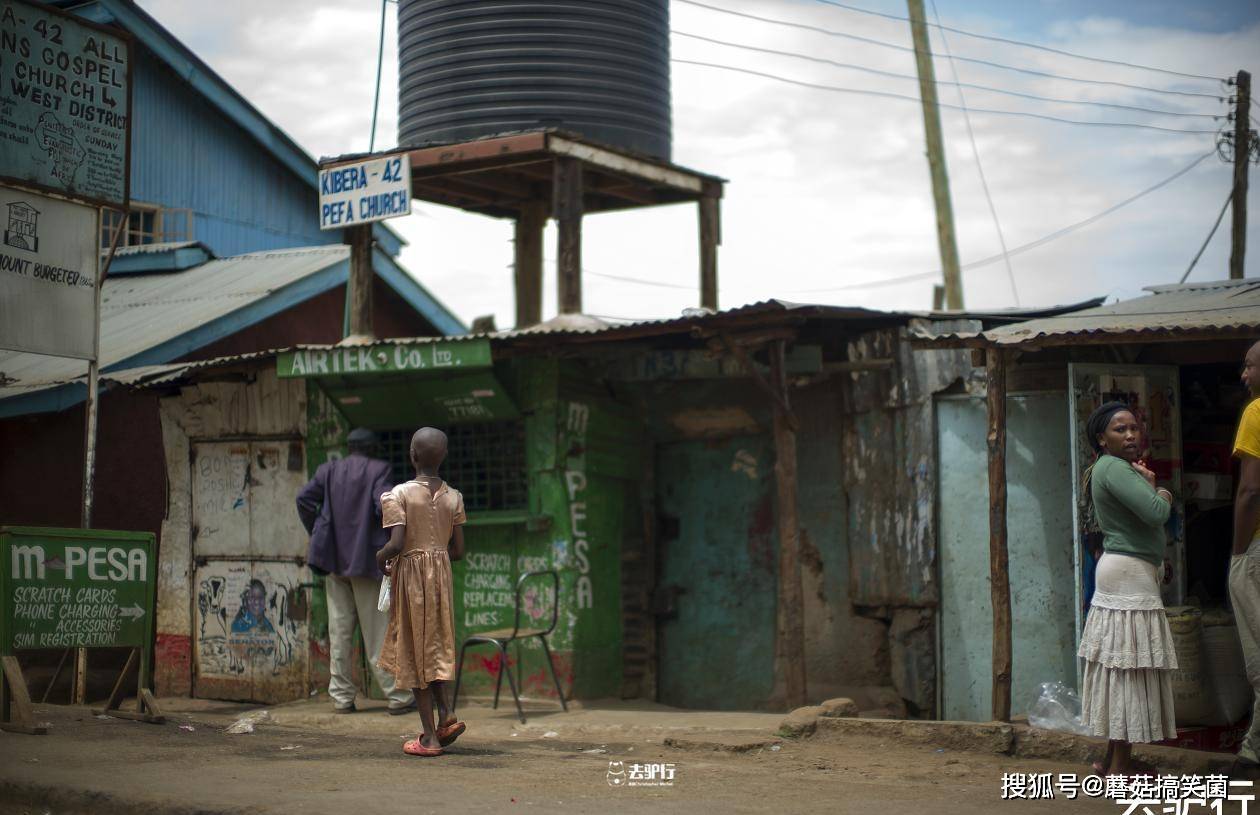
xmin=318 ymin=153 xmax=410 ymax=230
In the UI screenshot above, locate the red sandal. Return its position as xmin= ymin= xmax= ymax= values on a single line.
xmin=437 ymin=720 xmax=466 ymax=747
xmin=403 ymin=738 xmax=443 ymax=757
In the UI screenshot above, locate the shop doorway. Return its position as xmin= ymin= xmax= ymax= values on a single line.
xmin=191 ymin=440 xmax=311 ymax=703
xmin=654 ymin=434 xmax=777 ymax=710
xmin=1181 ymin=362 xmax=1247 ymax=608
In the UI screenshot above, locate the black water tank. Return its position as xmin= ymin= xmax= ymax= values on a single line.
xmin=398 ymin=0 xmax=672 ymax=160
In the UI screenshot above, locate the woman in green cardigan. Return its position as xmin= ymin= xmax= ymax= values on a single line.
xmin=1078 ymin=401 xmax=1177 ymax=776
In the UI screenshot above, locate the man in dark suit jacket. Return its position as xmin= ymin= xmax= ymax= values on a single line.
xmin=297 ymin=428 xmax=414 ymax=714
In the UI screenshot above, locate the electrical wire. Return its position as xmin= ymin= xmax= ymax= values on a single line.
xmin=672 ymin=60 xmax=1221 ymax=135
xmin=928 ymin=0 xmax=1018 ymax=306
xmin=369 ymin=0 xmax=387 ymax=152
xmin=586 ymin=270 xmax=698 ymax=291
xmin=776 ymin=150 xmax=1217 ymax=294
xmin=674 ymin=0 xmax=1223 ymax=101
xmin=811 ymin=0 xmax=1222 ymax=82
xmin=1179 ymin=191 xmax=1233 ymax=283
xmin=674 ymin=30 xmax=1221 ymax=120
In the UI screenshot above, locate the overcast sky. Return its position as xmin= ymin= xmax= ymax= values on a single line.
xmin=139 ymin=0 xmax=1260 ymax=327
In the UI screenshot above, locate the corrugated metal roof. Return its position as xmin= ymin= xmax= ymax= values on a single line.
xmin=4 ymin=295 xmax=1103 ymax=404
xmin=0 ymin=246 xmax=349 ymax=400
xmin=918 ymin=279 xmax=1260 ymax=348
xmin=114 ymin=241 xmax=214 ymax=257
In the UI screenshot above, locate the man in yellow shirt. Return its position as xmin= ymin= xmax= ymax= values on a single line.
xmin=1232 ymin=340 xmax=1260 ymax=767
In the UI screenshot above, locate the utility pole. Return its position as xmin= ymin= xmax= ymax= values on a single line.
xmin=906 ymin=0 xmax=964 ymax=309
xmin=1230 ymin=70 xmax=1251 ymax=280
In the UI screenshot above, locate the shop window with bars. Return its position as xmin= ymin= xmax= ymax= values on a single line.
xmin=378 ymin=422 xmax=527 ymax=512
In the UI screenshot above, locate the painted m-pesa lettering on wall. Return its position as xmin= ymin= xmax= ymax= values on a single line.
xmin=566 ymin=402 xmax=593 ymax=610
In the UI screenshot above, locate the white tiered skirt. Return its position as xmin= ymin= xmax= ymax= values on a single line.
xmin=1077 ymin=552 xmax=1178 ymax=743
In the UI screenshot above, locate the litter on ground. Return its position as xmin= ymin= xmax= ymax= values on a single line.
xmin=226 ymin=710 xmax=271 ymax=735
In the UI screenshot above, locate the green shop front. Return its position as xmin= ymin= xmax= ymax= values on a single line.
xmin=282 ymin=337 xmax=636 ymax=702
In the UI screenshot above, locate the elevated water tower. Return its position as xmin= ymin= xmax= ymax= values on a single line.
xmin=399 ymin=0 xmax=673 ymax=161
xmin=386 ymin=0 xmax=725 ymax=326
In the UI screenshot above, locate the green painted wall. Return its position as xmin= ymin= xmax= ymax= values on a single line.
xmin=452 ymin=359 xmax=635 ymax=701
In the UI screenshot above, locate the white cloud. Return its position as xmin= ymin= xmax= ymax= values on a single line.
xmin=138 ymin=0 xmax=1260 ymax=327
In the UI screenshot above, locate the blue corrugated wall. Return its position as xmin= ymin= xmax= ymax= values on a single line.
xmin=130 ymin=48 xmax=334 ymax=257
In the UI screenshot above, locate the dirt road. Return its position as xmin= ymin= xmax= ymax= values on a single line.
xmin=0 ymin=700 xmax=1135 ymax=815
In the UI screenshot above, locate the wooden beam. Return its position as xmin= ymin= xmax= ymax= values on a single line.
xmin=986 ymin=348 xmax=1012 ymax=722
xmin=405 ymin=132 xmax=549 ymax=171
xmin=411 ymin=159 xmax=551 ymax=184
xmin=100 ymin=648 xmax=138 ymax=713
xmin=549 ymin=135 xmax=705 ymax=194
xmin=554 ymin=157 xmax=584 ymax=314
xmin=514 ymin=201 xmax=546 ymax=328
xmin=1 ymin=656 xmax=46 ymax=735
xmin=447 ymin=171 xmax=538 ymax=200
xmin=587 ymin=176 xmax=661 ymax=206
xmin=72 ymin=647 xmax=87 ymax=705
xmin=714 ymin=333 xmax=799 ymax=431
xmin=699 ymin=196 xmax=720 ymax=311
xmin=346 ymin=224 xmax=374 ymax=339
xmin=770 ymin=340 xmax=807 ymax=710
xmin=412 ymin=177 xmax=504 ymax=207
xmin=823 ymin=358 xmax=895 ymax=373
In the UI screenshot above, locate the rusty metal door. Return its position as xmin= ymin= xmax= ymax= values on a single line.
xmin=192 ymin=440 xmax=310 ymax=703
xmin=655 ymin=434 xmax=777 ymax=710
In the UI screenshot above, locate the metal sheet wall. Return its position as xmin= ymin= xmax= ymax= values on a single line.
xmin=130 ymin=48 xmax=333 ymax=257
xmin=844 ymin=322 xmax=976 ymax=608
xmin=937 ymin=393 xmax=1076 ymax=721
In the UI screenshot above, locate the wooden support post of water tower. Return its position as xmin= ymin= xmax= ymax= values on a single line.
xmin=515 ymin=200 xmax=546 ymax=328
xmin=555 ymin=157 xmax=583 ymax=314
xmin=699 ymin=196 xmax=720 ymax=311
xmin=345 ymin=224 xmax=375 ymax=339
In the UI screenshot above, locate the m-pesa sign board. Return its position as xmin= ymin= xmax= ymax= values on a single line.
xmin=318 ymin=153 xmax=410 ymax=230
xmin=0 ymin=527 xmax=155 ymax=654
xmin=0 ymin=1 xmax=132 ymax=208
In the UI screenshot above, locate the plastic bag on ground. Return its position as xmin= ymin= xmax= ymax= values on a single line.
xmin=1028 ymin=681 xmax=1090 ymax=736
xmin=226 ymin=710 xmax=271 ymax=735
